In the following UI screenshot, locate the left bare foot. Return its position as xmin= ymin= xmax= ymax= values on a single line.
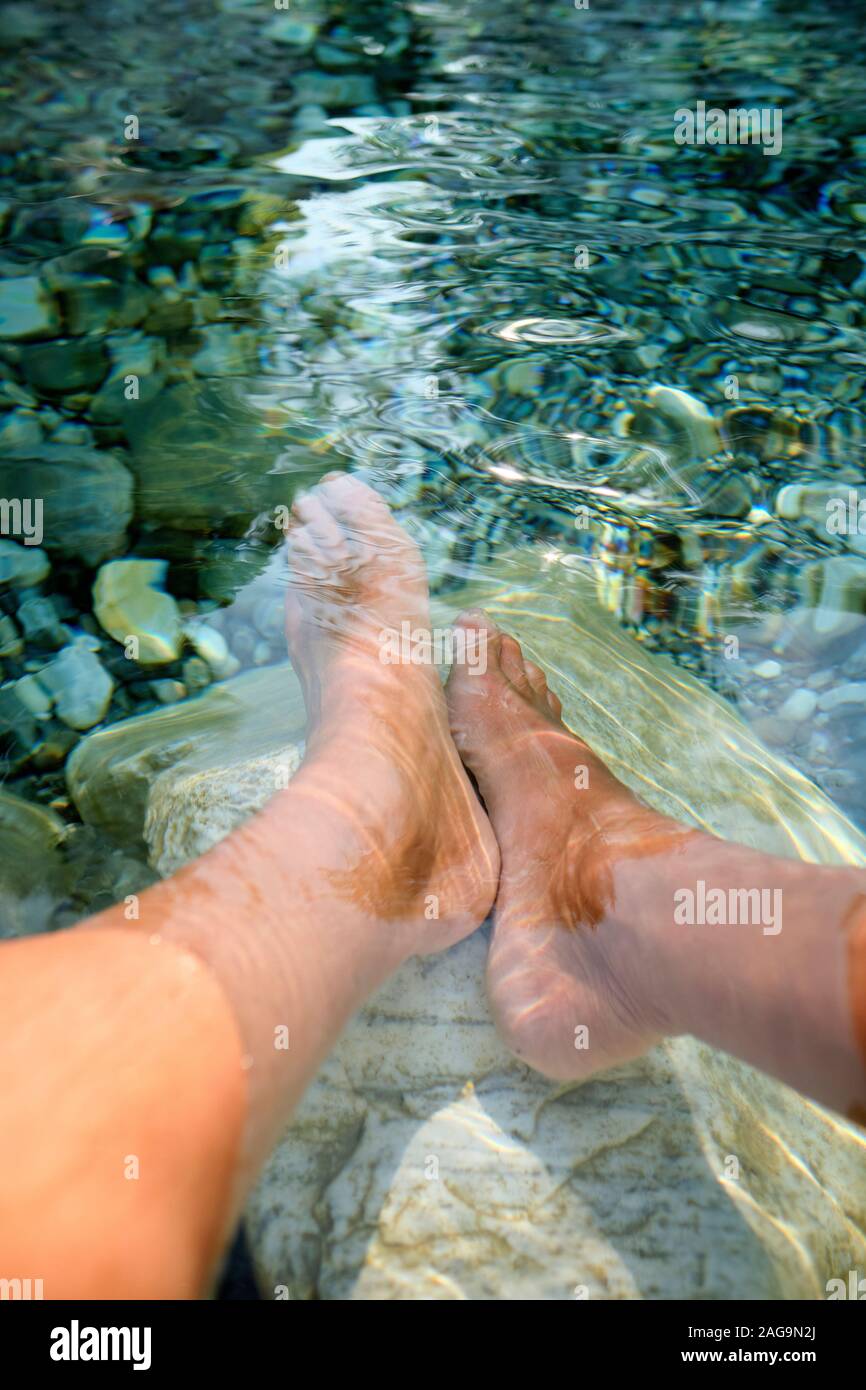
xmin=284 ymin=474 xmax=499 ymax=960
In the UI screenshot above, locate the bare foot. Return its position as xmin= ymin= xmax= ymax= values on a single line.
xmin=446 ymin=609 xmax=695 ymax=1080
xmin=284 ymin=474 xmax=499 ymax=960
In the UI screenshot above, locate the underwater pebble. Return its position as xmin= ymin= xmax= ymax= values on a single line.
xmin=0 ymin=444 xmax=133 ymax=566
xmin=151 ymin=679 xmax=186 ymax=704
xmin=14 ymin=673 xmax=53 ymax=718
xmin=37 ymin=643 xmax=114 ymax=731
xmin=0 ymin=276 xmax=59 ymax=340
xmin=646 ymin=384 xmax=721 ymax=460
xmin=0 ymin=540 xmax=50 ymax=588
xmin=817 ymin=683 xmax=866 ymax=712
xmin=0 ymin=614 xmax=23 ymax=659
xmin=93 ymin=559 xmax=183 ymax=665
xmin=184 ymin=620 xmax=236 ymax=678
xmin=753 ymin=659 xmax=782 ymax=679
xmin=16 ymin=596 xmax=68 ymax=649
xmin=0 ymin=408 xmax=43 ymax=449
xmin=807 ymin=670 xmax=834 ymax=689
xmin=779 ymin=688 xmax=817 ymax=722
xmin=182 ymin=657 xmax=211 ymax=694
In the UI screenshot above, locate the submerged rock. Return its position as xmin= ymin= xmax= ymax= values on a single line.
xmin=184 ymin=620 xmax=237 ymax=679
xmin=0 ymin=275 xmax=59 ymax=340
xmin=0 ymin=445 xmax=133 ymax=565
xmin=645 ymin=384 xmax=721 ymax=460
xmin=793 ymin=556 xmax=866 ymax=645
xmin=39 ymin=642 xmax=114 ymax=731
xmin=68 ymin=553 xmax=866 ymax=1299
xmin=0 ymin=791 xmax=70 ymax=937
xmin=124 ymin=382 xmax=290 ymax=533
xmin=0 ymin=539 xmax=50 ymax=588
xmin=0 ymin=407 xmax=43 ymax=448
xmin=66 ymin=664 xmax=305 ymax=846
xmin=93 ymin=558 xmax=183 ymax=665
xmin=18 ymin=336 xmax=108 ymax=394
xmin=17 ymin=595 xmax=68 ymax=648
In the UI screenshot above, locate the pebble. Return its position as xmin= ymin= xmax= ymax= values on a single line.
xmin=816 ymin=682 xmax=866 ymax=712
xmin=0 ymin=276 xmax=59 ymax=340
xmin=17 ymin=596 xmax=69 ymax=649
xmin=0 ymin=614 xmax=23 ymax=659
xmin=0 ymin=408 xmax=43 ymax=448
xmin=0 ymin=540 xmax=50 ymax=588
xmin=36 ymin=643 xmax=114 ymax=731
xmin=184 ymin=620 xmax=236 ymax=678
xmin=14 ymin=673 xmax=53 ymax=718
xmin=182 ymin=657 xmax=211 ymax=694
xmin=93 ymin=559 xmax=183 ymax=665
xmin=151 ymin=679 xmax=186 ymax=704
xmin=753 ymin=659 xmax=782 ymax=679
xmin=646 ymin=384 xmax=721 ymax=460
xmin=0 ymin=686 xmax=36 ymax=758
xmin=807 ymin=670 xmax=834 ymax=689
xmin=778 ymin=688 xmax=817 ymax=722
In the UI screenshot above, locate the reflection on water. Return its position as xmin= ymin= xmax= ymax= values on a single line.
xmin=1 ymin=0 xmax=865 ymax=903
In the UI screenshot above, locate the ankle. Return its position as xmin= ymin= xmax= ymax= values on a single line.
xmin=592 ymin=815 xmax=707 ymax=1037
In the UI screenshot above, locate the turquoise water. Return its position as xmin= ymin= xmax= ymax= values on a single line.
xmin=0 ymin=0 xmax=865 ymax=903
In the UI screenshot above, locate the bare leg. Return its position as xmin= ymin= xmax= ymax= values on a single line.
xmin=142 ymin=474 xmax=498 ymax=1171
xmin=0 ymin=477 xmax=498 ymax=1297
xmin=446 ymin=610 xmax=866 ymax=1121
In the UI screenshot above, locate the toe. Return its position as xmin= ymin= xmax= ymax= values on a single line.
xmin=320 ymin=473 xmax=388 ymax=523
xmin=449 ymin=609 xmax=502 ymax=684
xmin=499 ymin=634 xmax=530 ymax=692
xmin=547 ymin=688 xmax=563 ymax=718
xmin=523 ymin=658 xmax=548 ymax=697
xmin=292 ymin=493 xmax=346 ymax=553
xmin=319 ymin=474 xmax=411 ymax=557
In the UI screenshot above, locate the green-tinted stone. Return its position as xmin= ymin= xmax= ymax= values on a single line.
xmin=0 ymin=408 xmax=43 ymax=448
xmin=19 ymin=337 xmax=108 ymax=393
xmin=0 ymin=445 xmax=133 ymax=565
xmin=125 ymin=382 xmax=290 ymax=533
xmin=0 ymin=276 xmax=60 ymax=340
xmin=16 ymin=595 xmax=68 ymax=648
xmin=38 ymin=642 xmax=114 ymax=731
xmin=0 ymin=540 xmax=50 ymax=587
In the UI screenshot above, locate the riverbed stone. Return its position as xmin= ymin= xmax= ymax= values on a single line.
xmin=0 ymin=791 xmax=70 ymax=937
xmin=0 ymin=275 xmax=59 ymax=339
xmin=66 ymin=553 xmax=866 ymax=1300
xmin=38 ymin=642 xmax=114 ymax=731
xmin=124 ymin=382 xmax=291 ymax=533
xmin=16 ymin=595 xmax=68 ymax=648
xmin=66 ymin=664 xmax=305 ymax=846
xmin=0 ymin=540 xmax=50 ymax=588
xmin=779 ymin=688 xmax=818 ymax=723
xmin=0 ymin=445 xmax=133 ymax=565
xmin=18 ymin=336 xmax=108 ymax=394
xmin=93 ymin=558 xmax=183 ymax=665
xmin=0 ymin=408 xmax=43 ymax=448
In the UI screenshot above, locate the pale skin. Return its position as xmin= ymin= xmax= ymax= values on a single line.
xmin=0 ymin=473 xmax=865 ymax=1298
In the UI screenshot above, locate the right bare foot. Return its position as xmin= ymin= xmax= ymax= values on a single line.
xmin=446 ymin=610 xmax=696 ymax=1081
